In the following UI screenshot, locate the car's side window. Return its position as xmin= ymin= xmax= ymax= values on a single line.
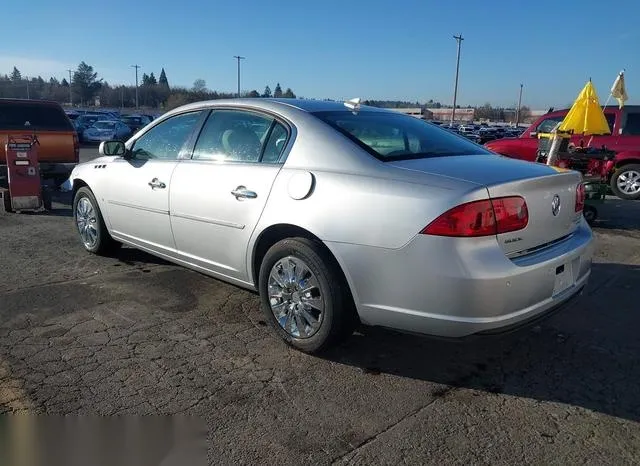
xmin=622 ymin=113 xmax=640 ymax=135
xmin=536 ymin=117 xmax=563 ymax=134
xmin=192 ymin=110 xmax=274 ymax=163
xmin=261 ymin=122 xmax=289 ymax=163
xmin=131 ymin=111 xmax=202 ymax=161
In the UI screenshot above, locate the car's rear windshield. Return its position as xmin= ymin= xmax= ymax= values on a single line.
xmin=312 ymin=110 xmax=489 ymax=161
xmin=0 ymin=102 xmax=73 ymax=131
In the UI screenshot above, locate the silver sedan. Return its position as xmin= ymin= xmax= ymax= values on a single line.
xmin=68 ymin=99 xmax=593 ymax=353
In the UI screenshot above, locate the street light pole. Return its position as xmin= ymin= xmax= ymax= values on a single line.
xmin=25 ymin=77 xmax=30 ymax=99
xmin=233 ymin=56 xmax=245 ymax=98
xmin=451 ymin=34 xmax=464 ymax=126
xmin=131 ymin=64 xmax=141 ymax=109
xmin=67 ymin=69 xmax=73 ymax=106
xmin=515 ymin=83 xmax=524 ymax=126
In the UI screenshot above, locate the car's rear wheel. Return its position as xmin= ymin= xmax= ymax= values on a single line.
xmin=73 ymin=187 xmax=120 ymax=255
xmin=610 ymin=164 xmax=640 ymax=200
xmin=258 ymin=237 xmax=357 ymax=353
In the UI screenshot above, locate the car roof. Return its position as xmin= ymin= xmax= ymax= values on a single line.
xmin=166 ymin=98 xmax=392 ymax=117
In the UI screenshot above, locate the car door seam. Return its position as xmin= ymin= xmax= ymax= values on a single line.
xmin=170 ymin=211 xmax=245 ymax=229
xmin=107 ymin=199 xmax=168 ymax=215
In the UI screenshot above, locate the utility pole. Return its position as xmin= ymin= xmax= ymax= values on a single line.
xmin=451 ymin=34 xmax=464 ymax=126
xmin=67 ymin=69 xmax=73 ymax=106
xmin=515 ymin=83 xmax=524 ymax=126
xmin=131 ymin=64 xmax=141 ymax=109
xmin=233 ymin=56 xmax=245 ymax=98
xmin=25 ymin=77 xmax=30 ymax=99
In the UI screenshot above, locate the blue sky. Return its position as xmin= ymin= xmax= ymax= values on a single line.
xmin=1 ymin=0 xmax=637 ymax=109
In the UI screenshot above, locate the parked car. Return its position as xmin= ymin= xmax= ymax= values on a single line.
xmin=74 ymin=114 xmax=115 ymax=141
xmin=82 ymin=120 xmax=132 ymax=143
xmin=486 ymin=105 xmax=640 ymax=200
xmin=120 ymin=114 xmax=152 ymax=134
xmin=0 ymin=98 xmax=78 ymax=187
xmin=68 ymin=99 xmax=593 ymax=353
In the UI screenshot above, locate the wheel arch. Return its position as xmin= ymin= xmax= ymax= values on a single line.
xmin=250 ymin=223 xmax=360 ymax=312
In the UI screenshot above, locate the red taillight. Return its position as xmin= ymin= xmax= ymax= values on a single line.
xmin=421 ymin=196 xmax=528 ymax=237
xmin=575 ymin=183 xmax=585 ymax=212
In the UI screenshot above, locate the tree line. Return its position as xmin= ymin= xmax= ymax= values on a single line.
xmin=0 ymin=62 xmax=298 ymax=110
xmin=0 ymin=62 xmax=530 ymax=122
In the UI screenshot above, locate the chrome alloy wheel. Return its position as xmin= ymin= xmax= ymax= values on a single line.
xmin=75 ymin=197 xmax=98 ymax=249
xmin=268 ymin=256 xmax=324 ymax=339
xmin=617 ymin=169 xmax=640 ymax=195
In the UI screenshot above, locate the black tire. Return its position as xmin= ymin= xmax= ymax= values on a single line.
xmin=258 ymin=237 xmax=358 ymax=353
xmin=583 ymin=205 xmax=597 ymax=224
xmin=73 ymin=187 xmax=121 ymax=255
xmin=610 ymin=164 xmax=640 ymax=200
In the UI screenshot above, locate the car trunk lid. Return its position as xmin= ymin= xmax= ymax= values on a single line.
xmin=389 ymin=154 xmax=583 ymax=255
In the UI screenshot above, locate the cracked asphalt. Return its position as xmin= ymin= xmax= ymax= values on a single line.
xmin=1 ymin=148 xmax=639 ymax=464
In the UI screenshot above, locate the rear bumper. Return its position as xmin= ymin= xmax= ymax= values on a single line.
xmin=325 ymin=218 xmax=594 ymax=338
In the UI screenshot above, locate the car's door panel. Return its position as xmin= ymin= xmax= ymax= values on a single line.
xmin=169 ymin=109 xmax=289 ymax=282
xmin=104 ymin=110 xmax=203 ymax=255
xmin=170 ymin=162 xmax=282 ymax=280
xmin=105 ymin=159 xmax=179 ymax=252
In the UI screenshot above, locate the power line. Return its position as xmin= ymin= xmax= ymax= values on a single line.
xmin=233 ymin=56 xmax=245 ymax=98
xmin=131 ymin=64 xmax=141 ymax=109
xmin=451 ymin=34 xmax=464 ymax=126
xmin=66 ymin=69 xmax=73 ymax=106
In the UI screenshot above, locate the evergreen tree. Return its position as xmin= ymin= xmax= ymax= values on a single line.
xmin=149 ymin=72 xmax=157 ymax=85
xmin=283 ymin=88 xmax=296 ymax=98
xmin=10 ymin=67 xmax=21 ymax=82
xmin=73 ymin=61 xmax=102 ymax=104
xmin=262 ymin=85 xmax=272 ymax=98
xmin=273 ymin=83 xmax=283 ymax=98
xmin=158 ymin=68 xmax=169 ymax=88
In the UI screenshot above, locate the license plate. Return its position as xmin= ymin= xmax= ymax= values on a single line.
xmin=552 ymin=263 xmax=574 ymax=296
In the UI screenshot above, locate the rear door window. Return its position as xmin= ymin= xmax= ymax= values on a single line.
xmin=0 ymin=102 xmax=73 ymax=131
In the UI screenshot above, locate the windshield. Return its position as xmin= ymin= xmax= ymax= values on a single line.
xmin=313 ymin=111 xmax=489 ymax=160
xmin=122 ymin=116 xmax=142 ymax=124
xmin=93 ymin=121 xmax=116 ymax=130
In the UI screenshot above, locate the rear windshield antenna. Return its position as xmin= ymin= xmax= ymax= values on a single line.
xmin=344 ymin=98 xmax=361 ymax=114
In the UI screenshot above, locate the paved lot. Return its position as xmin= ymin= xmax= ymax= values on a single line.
xmin=1 ymin=148 xmax=639 ymax=464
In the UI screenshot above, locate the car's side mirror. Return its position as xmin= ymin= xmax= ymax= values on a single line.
xmin=529 ymin=131 xmax=537 ymax=138
xmin=99 ymin=140 xmax=126 ymax=156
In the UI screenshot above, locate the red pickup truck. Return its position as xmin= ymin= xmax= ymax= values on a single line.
xmin=486 ymin=105 xmax=640 ymax=200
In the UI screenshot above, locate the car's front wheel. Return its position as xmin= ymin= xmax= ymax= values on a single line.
xmin=258 ymin=237 xmax=357 ymax=353
xmin=73 ymin=187 xmax=120 ymax=255
xmin=610 ymin=164 xmax=640 ymax=200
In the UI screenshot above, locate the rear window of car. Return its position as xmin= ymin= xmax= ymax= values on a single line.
xmin=122 ymin=117 xmax=143 ymax=124
xmin=312 ymin=111 xmax=489 ymax=161
xmin=93 ymin=122 xmax=116 ymax=129
xmin=0 ymin=102 xmax=73 ymax=131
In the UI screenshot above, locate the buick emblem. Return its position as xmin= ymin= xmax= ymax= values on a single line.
xmin=551 ymin=194 xmax=561 ymax=216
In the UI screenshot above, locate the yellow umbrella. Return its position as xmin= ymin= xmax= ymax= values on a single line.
xmin=558 ymin=80 xmax=611 ymax=135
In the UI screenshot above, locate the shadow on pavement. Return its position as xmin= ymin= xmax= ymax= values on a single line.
xmin=592 ymin=198 xmax=640 ymax=232
xmin=112 ymin=246 xmax=172 ymax=267
xmin=324 ymin=262 xmax=640 ymax=423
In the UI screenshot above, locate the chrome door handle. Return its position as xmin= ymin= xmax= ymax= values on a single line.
xmin=148 ymin=178 xmax=166 ymax=189
xmin=231 ymin=186 xmax=257 ymax=199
